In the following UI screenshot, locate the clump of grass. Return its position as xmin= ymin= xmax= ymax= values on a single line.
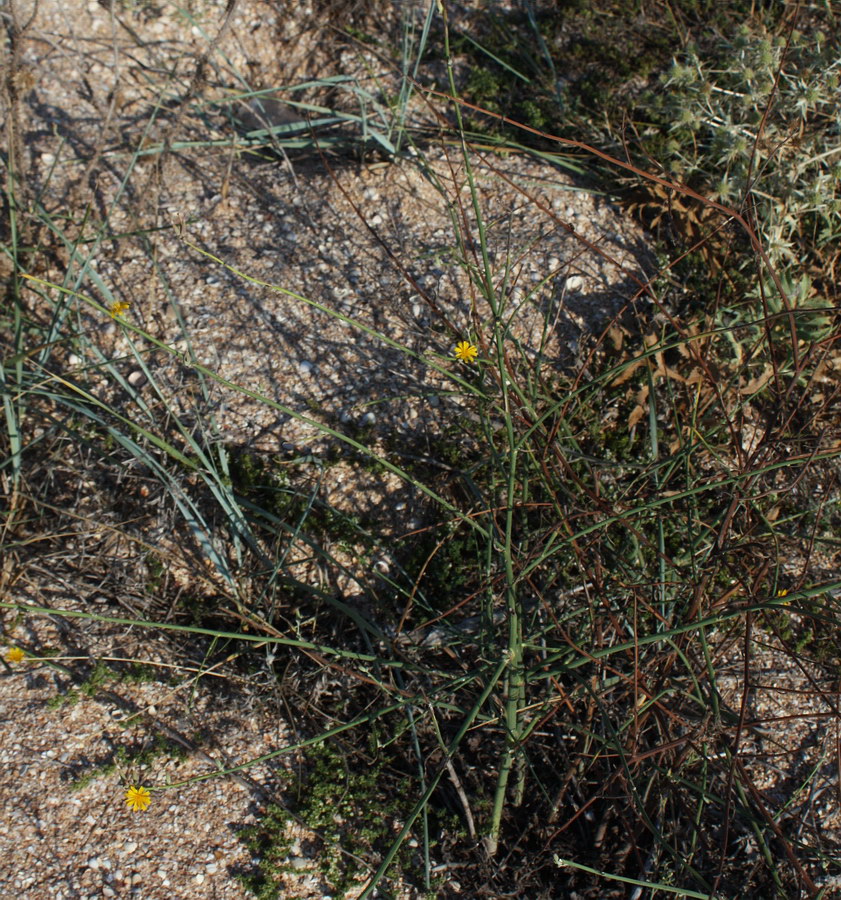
xmin=2 ymin=2 xmax=841 ymax=899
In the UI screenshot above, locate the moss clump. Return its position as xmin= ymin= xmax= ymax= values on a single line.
xmin=69 ymin=734 xmax=188 ymax=792
xmin=238 ymin=737 xmax=422 ymax=899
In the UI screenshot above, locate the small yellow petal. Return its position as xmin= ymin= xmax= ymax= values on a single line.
xmin=5 ymin=646 xmax=25 ymax=664
xmin=125 ymin=785 xmax=151 ymax=812
xmin=454 ymin=341 xmax=478 ymax=363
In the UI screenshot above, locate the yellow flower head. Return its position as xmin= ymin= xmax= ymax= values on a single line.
xmin=5 ymin=646 xmax=25 ymax=664
xmin=109 ymin=300 xmax=130 ymax=319
xmin=454 ymin=341 xmax=478 ymax=363
xmin=125 ymin=785 xmax=151 ymax=812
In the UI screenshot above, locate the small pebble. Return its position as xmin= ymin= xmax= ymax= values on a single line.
xmin=298 ymin=360 xmax=314 ymax=375
xmin=193 ymin=873 xmax=206 ymax=885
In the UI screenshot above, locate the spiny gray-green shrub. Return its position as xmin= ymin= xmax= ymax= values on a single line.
xmin=636 ymin=19 xmax=839 ymax=360
xmin=648 ymin=21 xmax=840 ymax=269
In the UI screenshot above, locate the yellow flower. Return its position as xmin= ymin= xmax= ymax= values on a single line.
xmin=125 ymin=785 xmax=151 ymax=812
xmin=776 ymin=588 xmax=790 ymax=605
xmin=5 ymin=646 xmax=25 ymax=664
xmin=454 ymin=341 xmax=478 ymax=363
xmin=109 ymin=300 xmax=130 ymax=318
